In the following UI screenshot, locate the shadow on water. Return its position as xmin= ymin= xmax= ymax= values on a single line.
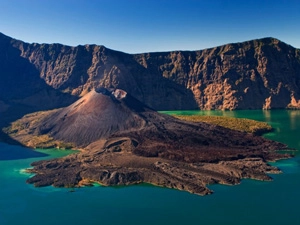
xmin=0 ymin=35 xmax=80 ymax=161
xmin=0 ymin=112 xmax=49 ymax=160
xmin=0 ymin=128 xmax=24 ymax=145
xmin=0 ymin=141 xmax=48 ymax=161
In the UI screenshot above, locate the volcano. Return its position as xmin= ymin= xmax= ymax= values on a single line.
xmin=7 ymin=88 xmax=291 ymax=195
xmin=34 ymin=88 xmax=148 ymax=147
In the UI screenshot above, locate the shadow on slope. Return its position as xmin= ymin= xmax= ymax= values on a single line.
xmin=0 ymin=33 xmax=78 ymax=135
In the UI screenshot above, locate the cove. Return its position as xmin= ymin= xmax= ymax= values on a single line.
xmin=0 ymin=110 xmax=300 ymax=225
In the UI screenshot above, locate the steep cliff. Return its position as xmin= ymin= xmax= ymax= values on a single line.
xmin=0 ymin=33 xmax=77 ymax=128
xmin=7 ymin=35 xmax=197 ymax=111
xmin=134 ymin=38 xmax=300 ymax=109
xmin=1 ymin=32 xmax=300 ymax=113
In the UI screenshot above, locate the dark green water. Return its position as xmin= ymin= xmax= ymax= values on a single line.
xmin=1 ymin=110 xmax=300 ymax=225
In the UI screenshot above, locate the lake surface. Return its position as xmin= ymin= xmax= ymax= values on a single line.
xmin=1 ymin=110 xmax=300 ymax=225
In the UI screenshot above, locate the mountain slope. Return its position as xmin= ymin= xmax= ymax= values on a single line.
xmin=1 ymin=32 xmax=300 ymax=113
xmin=134 ymin=38 xmax=300 ymax=109
xmin=30 ymin=88 xmax=148 ymax=147
xmin=5 ymin=33 xmax=197 ymax=111
xmin=6 ymin=88 xmax=290 ymax=195
xmin=0 ymin=33 xmax=77 ymax=129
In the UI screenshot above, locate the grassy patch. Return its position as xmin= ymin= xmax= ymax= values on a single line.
xmin=25 ymin=135 xmax=75 ymax=149
xmin=174 ymin=115 xmax=272 ymax=135
xmin=3 ymin=109 xmax=74 ymax=149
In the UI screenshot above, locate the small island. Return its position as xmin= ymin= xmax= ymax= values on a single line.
xmin=4 ymin=88 xmax=292 ymax=195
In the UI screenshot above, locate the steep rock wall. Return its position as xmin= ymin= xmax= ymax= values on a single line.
xmin=134 ymin=38 xmax=300 ymax=109
xmin=11 ymin=39 xmax=197 ymax=110
xmin=1 ymin=32 xmax=300 ymax=111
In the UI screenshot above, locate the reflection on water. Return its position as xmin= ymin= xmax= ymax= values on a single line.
xmin=288 ymin=110 xmax=300 ymax=130
xmin=162 ymin=110 xmax=300 ymax=152
xmin=1 ymin=110 xmax=300 ymax=225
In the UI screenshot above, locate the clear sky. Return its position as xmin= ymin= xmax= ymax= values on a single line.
xmin=0 ymin=0 xmax=299 ymax=53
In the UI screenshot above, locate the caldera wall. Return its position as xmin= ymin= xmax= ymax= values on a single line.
xmin=1 ymin=33 xmax=300 ymax=112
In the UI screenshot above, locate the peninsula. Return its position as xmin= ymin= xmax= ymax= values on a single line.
xmin=5 ymin=88 xmax=291 ymax=195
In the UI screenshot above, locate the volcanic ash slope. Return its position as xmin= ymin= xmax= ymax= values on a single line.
xmin=34 ymin=88 xmax=147 ymax=147
xmin=14 ymin=88 xmax=290 ymax=195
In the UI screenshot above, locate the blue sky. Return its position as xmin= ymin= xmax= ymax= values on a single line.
xmin=0 ymin=0 xmax=299 ymax=53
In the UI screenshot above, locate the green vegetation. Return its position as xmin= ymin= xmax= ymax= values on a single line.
xmin=3 ymin=109 xmax=74 ymax=149
xmin=25 ymin=135 xmax=74 ymax=149
xmin=174 ymin=115 xmax=273 ymax=135
xmin=3 ymin=130 xmax=75 ymax=149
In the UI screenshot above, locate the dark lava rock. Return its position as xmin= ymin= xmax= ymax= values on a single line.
xmin=10 ymin=88 xmax=292 ymax=195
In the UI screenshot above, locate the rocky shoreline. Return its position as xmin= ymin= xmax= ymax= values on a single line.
xmin=6 ymin=88 xmax=293 ymax=195
xmin=26 ymin=151 xmax=290 ymax=195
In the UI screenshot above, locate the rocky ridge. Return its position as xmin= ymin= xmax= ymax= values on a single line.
xmin=134 ymin=38 xmax=300 ymax=109
xmin=1 ymin=32 xmax=300 ymax=116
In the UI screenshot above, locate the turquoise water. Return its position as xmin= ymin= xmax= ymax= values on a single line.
xmin=1 ymin=110 xmax=300 ymax=225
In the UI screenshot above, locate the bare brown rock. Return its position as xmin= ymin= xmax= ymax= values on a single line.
xmin=134 ymin=38 xmax=300 ymax=110
xmin=0 ymin=33 xmax=297 ymax=194
xmin=8 ymin=88 xmax=291 ymax=195
xmin=1 ymin=32 xmax=300 ymax=115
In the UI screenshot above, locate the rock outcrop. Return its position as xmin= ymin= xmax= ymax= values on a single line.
xmin=1 ymin=32 xmax=300 ymax=115
xmin=7 ymin=88 xmax=291 ymax=195
xmin=134 ymin=38 xmax=300 ymax=109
